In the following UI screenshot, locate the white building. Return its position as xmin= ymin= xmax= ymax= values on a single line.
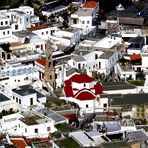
xmin=0 ymin=26 xmax=13 ymax=44
xmin=0 ymin=6 xmax=37 ymax=32
xmin=0 ymin=15 xmax=10 ymax=27
xmin=68 ymin=55 xmax=86 ymax=70
xmin=70 ymin=8 xmax=96 ymax=36
xmin=50 ymin=28 xmax=80 ymax=46
xmin=127 ymin=37 xmax=145 ymax=55
xmin=27 ymin=24 xmax=57 ymax=41
xmin=0 ymin=63 xmax=39 ymax=96
xmin=68 ymin=47 xmax=120 ymax=76
xmin=12 ymin=85 xmax=46 ymax=108
xmin=0 ymin=93 xmax=20 ymax=112
xmin=61 ymin=73 xmax=108 ymax=115
xmin=0 ymin=110 xmax=57 ymax=138
xmin=70 ymin=1 xmax=99 ymax=36
xmin=115 ymin=62 xmax=137 ymax=80
xmin=12 ymin=30 xmax=46 ymax=52
xmin=42 ymin=5 xmax=69 ymax=17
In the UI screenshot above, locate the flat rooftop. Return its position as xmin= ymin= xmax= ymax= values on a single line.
xmin=102 ymin=82 xmax=136 ymax=91
xmin=12 ymin=85 xmax=45 ymax=98
xmin=72 ymin=55 xmax=86 ymax=62
xmin=0 ymin=26 xmax=11 ymax=30
xmin=13 ymin=30 xmax=36 ymax=37
xmin=99 ymin=50 xmax=115 ymax=59
xmin=102 ymin=93 xmax=148 ymax=105
xmin=0 ymin=93 xmax=10 ymax=102
xmin=37 ymin=108 xmax=67 ymax=124
xmin=72 ymin=8 xmax=93 ymax=17
xmin=12 ymin=10 xmax=26 ymax=15
xmin=20 ymin=111 xmax=52 ymax=125
xmin=128 ymin=36 xmax=144 ymax=43
xmin=94 ymin=36 xmax=120 ymax=49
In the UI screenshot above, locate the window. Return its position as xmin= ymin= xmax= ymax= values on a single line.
xmin=86 ymin=104 xmax=88 ymax=108
xmin=41 ymin=44 xmax=43 ymax=50
xmin=1 ymin=22 xmax=3 ymax=25
xmin=36 ymin=45 xmax=40 ymax=48
xmin=42 ymin=32 xmax=44 ymax=35
xmin=18 ymin=80 xmax=20 ymax=82
xmin=78 ymin=63 xmax=81 ymax=69
xmin=87 ymin=21 xmax=89 ymax=24
xmin=30 ymin=98 xmax=33 ymax=105
xmin=103 ymin=103 xmax=107 ymax=107
xmin=73 ymin=19 xmax=77 ymax=24
xmin=7 ymin=31 xmax=9 ymax=34
xmin=3 ymin=32 xmax=5 ymax=35
xmin=15 ymin=24 xmax=18 ymax=30
xmin=99 ymin=62 xmax=101 ymax=69
xmin=82 ymin=64 xmax=85 ymax=68
xmin=25 ymin=128 xmax=27 ymax=133
xmin=95 ymin=54 xmax=98 ymax=59
xmin=46 ymin=31 xmax=48 ymax=34
xmin=19 ymin=99 xmax=21 ymax=104
xmin=84 ymin=83 xmax=86 ymax=87
xmin=25 ymin=77 xmax=29 ymax=80
xmin=16 ymin=97 xmax=18 ymax=103
xmin=55 ymin=74 xmax=57 ymax=79
xmin=5 ymin=21 xmax=8 ymax=25
xmin=47 ymin=127 xmax=50 ymax=131
xmin=50 ymin=75 xmax=52 ymax=79
xmin=7 ymin=53 xmax=10 ymax=59
xmin=26 ymin=18 xmax=28 ymax=22
xmin=13 ymin=96 xmax=15 ymax=100
xmin=82 ymin=21 xmax=85 ymax=24
xmin=34 ymin=128 xmax=38 ymax=133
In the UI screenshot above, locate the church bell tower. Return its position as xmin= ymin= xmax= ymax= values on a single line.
xmin=44 ymin=40 xmax=56 ymax=89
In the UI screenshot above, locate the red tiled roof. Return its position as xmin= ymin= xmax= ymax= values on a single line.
xmin=130 ymin=54 xmax=141 ymax=61
xmin=94 ymin=84 xmax=103 ymax=94
xmin=25 ymin=137 xmax=50 ymax=145
xmin=70 ymin=74 xmax=94 ymax=83
xmin=83 ymin=1 xmax=98 ymax=8
xmin=36 ymin=59 xmax=46 ymax=66
xmin=27 ymin=24 xmax=50 ymax=31
xmin=64 ymin=113 xmax=77 ymax=120
xmin=75 ymin=89 xmax=96 ymax=100
xmin=64 ymin=73 xmax=103 ymax=100
xmin=11 ymin=138 xmax=27 ymax=148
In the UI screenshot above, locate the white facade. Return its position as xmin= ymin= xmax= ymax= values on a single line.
xmin=0 ymin=111 xmax=56 ymax=138
xmin=68 ymin=49 xmax=119 ymax=76
xmin=11 ymin=82 xmax=46 ymax=108
xmin=70 ymin=8 xmax=97 ymax=36
xmin=0 ymin=93 xmax=21 ymax=112
xmin=10 ymin=10 xmax=31 ymax=31
xmin=0 ymin=15 xmax=10 ymax=27
xmin=115 ymin=63 xmax=136 ymax=80
xmin=50 ymin=28 xmax=80 ymax=46
xmin=68 ymin=57 xmax=86 ymax=70
xmin=18 ymin=6 xmax=34 ymax=16
xmin=0 ymin=64 xmax=39 ymax=97
xmin=28 ymin=26 xmax=57 ymax=41
xmin=0 ymin=26 xmax=13 ymax=44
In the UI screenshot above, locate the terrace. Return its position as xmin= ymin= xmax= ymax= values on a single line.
xmin=20 ymin=111 xmax=52 ymax=126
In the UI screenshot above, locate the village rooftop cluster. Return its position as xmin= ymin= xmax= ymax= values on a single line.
xmin=0 ymin=0 xmax=148 ymax=148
